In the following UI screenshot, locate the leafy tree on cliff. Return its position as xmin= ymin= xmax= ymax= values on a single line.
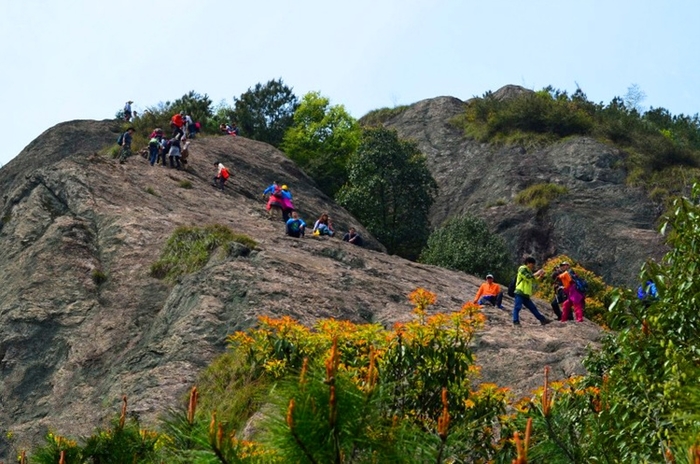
xmin=231 ymin=78 xmax=299 ymax=147
xmin=419 ymin=214 xmax=512 ymax=283
xmin=337 ymin=127 xmax=436 ymax=260
xmin=281 ymin=91 xmax=360 ymax=197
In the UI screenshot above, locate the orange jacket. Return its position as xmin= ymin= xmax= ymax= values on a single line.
xmin=473 ymin=281 xmax=502 ymax=303
xmin=171 ymin=114 xmax=184 ymax=127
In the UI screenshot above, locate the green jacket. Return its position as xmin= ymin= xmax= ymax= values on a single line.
xmin=515 ymin=265 xmax=537 ymax=297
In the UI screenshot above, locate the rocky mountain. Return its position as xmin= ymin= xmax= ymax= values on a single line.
xmin=0 ymin=120 xmax=601 ymax=458
xmin=383 ymin=86 xmax=667 ymax=286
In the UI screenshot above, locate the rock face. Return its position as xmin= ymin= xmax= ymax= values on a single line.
xmin=0 ymin=120 xmax=601 ymax=459
xmin=383 ymin=90 xmax=667 ymax=286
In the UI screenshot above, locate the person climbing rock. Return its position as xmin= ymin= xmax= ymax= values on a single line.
xmin=214 ymin=162 xmax=230 ymax=191
xmin=556 ymin=262 xmax=585 ymax=323
xmin=171 ymin=112 xmax=185 ymax=138
xmin=168 ymin=137 xmax=182 ymax=169
xmin=280 ymin=184 xmax=295 ymax=222
xmin=263 ymin=181 xmax=284 ymax=219
xmin=512 ymin=257 xmax=551 ymax=326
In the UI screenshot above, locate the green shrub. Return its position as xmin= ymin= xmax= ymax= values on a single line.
xmin=145 ymin=186 xmax=157 ymax=196
xmin=150 ymin=224 xmax=257 ymax=281
xmin=457 ymin=87 xmax=700 ymax=195
xmin=178 ymin=180 xmax=192 ymax=189
xmin=91 ymin=269 xmax=107 ymax=286
xmin=358 ymin=105 xmax=410 ymax=126
xmin=514 ymin=183 xmax=568 ymax=210
xmin=419 ymin=214 xmax=513 ymax=283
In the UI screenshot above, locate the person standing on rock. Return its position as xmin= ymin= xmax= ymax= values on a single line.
xmin=124 ymin=101 xmax=133 ymax=121
xmin=473 ymin=274 xmax=504 ymax=309
xmin=280 ymin=185 xmax=295 ymax=222
xmin=512 ymin=257 xmax=551 ymax=326
xmin=171 ymin=112 xmax=185 ymax=138
xmin=118 ymin=127 xmax=135 ymax=164
xmin=556 ymin=262 xmax=585 ymax=323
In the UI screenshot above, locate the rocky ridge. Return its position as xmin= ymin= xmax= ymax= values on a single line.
xmin=383 ymin=87 xmax=666 ymax=286
xmin=0 ymin=120 xmax=602 ymax=458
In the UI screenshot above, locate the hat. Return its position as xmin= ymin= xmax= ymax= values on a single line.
xmin=281 ymin=185 xmax=288 ymax=190
xmin=127 ymin=100 xmax=133 ymax=103
xmin=486 ymin=274 xmax=494 ymax=279
xmin=560 ymin=261 xmax=570 ymax=266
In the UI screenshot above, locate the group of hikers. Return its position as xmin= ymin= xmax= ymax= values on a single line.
xmin=261 ymin=180 xmax=363 ymax=245
xmin=472 ymin=257 xmax=588 ymax=326
xmin=473 ymin=256 xmax=661 ymax=326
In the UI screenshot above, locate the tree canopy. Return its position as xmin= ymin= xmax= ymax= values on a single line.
xmin=230 ymin=78 xmax=299 ymax=147
xmin=337 ymin=126 xmax=436 ymax=260
xmin=281 ymin=91 xmax=360 ymax=197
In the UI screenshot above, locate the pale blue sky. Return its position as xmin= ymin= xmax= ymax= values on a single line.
xmin=2 ymin=0 xmax=699 ymax=166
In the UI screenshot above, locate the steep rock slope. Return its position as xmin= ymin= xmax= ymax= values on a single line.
xmin=0 ymin=122 xmax=600 ymax=457
xmin=383 ymin=91 xmax=666 ymax=286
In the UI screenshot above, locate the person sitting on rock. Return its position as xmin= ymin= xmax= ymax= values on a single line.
xmin=313 ymin=213 xmax=335 ymax=237
xmin=342 ymin=227 xmax=364 ymax=246
xmin=214 ymin=162 xmax=230 ymax=191
xmin=286 ymin=211 xmax=306 ymax=238
xmin=473 ymin=274 xmax=504 ymax=309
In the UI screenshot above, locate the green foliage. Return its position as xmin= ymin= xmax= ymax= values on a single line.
xmin=145 ymin=186 xmax=157 ymax=196
xmin=179 ymin=180 xmax=193 ymax=189
xmin=514 ymin=183 xmax=568 ymax=211
xmin=31 ymin=414 xmax=159 ymax=464
xmin=150 ymin=225 xmax=257 ymax=281
xmin=358 ymin=105 xmax=409 ymax=127
xmin=337 ymin=127 xmax=437 ymax=260
xmin=419 ymin=214 xmax=513 ymax=283
xmin=91 ymin=269 xmax=107 ymax=286
xmin=229 ymin=78 xmax=299 ymax=147
xmin=281 ymin=91 xmax=361 ymax=197
xmin=457 ymin=86 xmax=700 ymax=196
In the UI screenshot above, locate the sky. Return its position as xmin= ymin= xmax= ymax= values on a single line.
xmin=1 ymin=0 xmax=699 ymax=166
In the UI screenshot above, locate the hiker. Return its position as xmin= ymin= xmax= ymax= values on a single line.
xmin=231 ymin=123 xmax=240 ymax=136
xmin=280 ymin=185 xmax=295 ymax=222
xmin=556 ymin=262 xmax=585 ymax=323
xmin=185 ymin=114 xmax=196 ymax=138
xmin=214 ymin=162 xmax=230 ymax=190
xmin=473 ymin=274 xmax=504 ymax=309
xmin=342 ymin=227 xmax=364 ymax=246
xmin=158 ymin=137 xmax=170 ymax=166
xmin=313 ymin=213 xmax=335 ymax=237
xmin=285 ymin=211 xmax=306 ymax=238
xmin=549 ymin=263 xmax=570 ymax=321
xmin=171 ymin=112 xmax=185 ymax=138
xmin=124 ymin=101 xmax=133 ymax=122
xmin=263 ymin=181 xmax=284 ymax=219
xmin=512 ymin=257 xmax=551 ymax=326
xmin=148 ymin=135 xmax=161 ymax=166
xmin=168 ymin=137 xmax=182 ymax=169
xmin=637 ymin=280 xmax=658 ymax=307
xmin=118 ymin=127 xmax=135 ymax=164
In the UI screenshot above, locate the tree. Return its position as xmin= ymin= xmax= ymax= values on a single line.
xmin=337 ymin=127 xmax=436 ymax=260
xmin=281 ymin=91 xmax=360 ymax=197
xmin=231 ymin=78 xmax=298 ymax=147
xmin=419 ymin=214 xmax=513 ymax=283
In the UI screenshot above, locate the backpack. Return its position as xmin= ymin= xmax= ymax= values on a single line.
xmin=572 ymin=273 xmax=588 ymax=294
xmin=116 ymin=132 xmax=124 ymax=145
xmin=221 ymin=167 xmax=230 ymax=180
xmin=507 ymin=277 xmax=516 ymax=297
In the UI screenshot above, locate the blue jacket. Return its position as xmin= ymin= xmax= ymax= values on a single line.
xmin=263 ymin=183 xmax=279 ymax=195
xmin=286 ymin=217 xmax=305 ymax=232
